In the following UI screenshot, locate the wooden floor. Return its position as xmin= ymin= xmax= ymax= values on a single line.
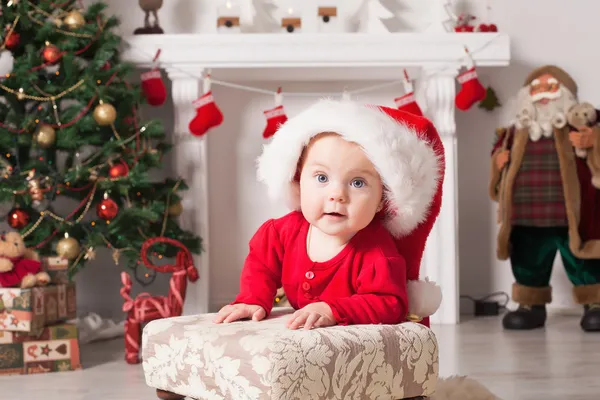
xmin=1 ymin=314 xmax=599 ymax=400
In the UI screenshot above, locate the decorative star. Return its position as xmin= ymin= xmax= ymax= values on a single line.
xmin=57 ymin=361 xmax=70 ymax=371
xmin=10 ymin=317 xmax=19 ymax=327
xmin=84 ymin=247 xmax=96 ymax=261
xmin=41 ymin=344 xmax=52 ymax=356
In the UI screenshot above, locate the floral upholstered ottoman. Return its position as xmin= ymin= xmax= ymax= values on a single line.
xmin=142 ymin=308 xmax=439 ymax=400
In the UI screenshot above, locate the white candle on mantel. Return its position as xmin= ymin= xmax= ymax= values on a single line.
xmin=217 ymin=0 xmax=242 ymax=33
xmin=277 ymin=0 xmax=300 ymax=20
xmin=218 ymin=0 xmax=241 ymax=17
xmin=278 ymin=1 xmax=302 ymax=33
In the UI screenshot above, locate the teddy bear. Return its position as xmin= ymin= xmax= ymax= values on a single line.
xmin=567 ymin=102 xmax=598 ymax=158
xmin=567 ymin=102 xmax=600 ymax=188
xmin=0 ymin=231 xmax=50 ymax=288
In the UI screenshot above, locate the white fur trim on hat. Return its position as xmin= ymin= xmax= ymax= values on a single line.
xmin=256 ymin=99 xmax=441 ymax=237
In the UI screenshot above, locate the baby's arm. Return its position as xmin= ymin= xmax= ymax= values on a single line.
xmin=216 ymin=219 xmax=284 ymax=323
xmin=324 ymin=256 xmax=408 ymax=325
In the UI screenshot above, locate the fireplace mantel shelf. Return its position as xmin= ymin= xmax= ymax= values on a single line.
xmin=122 ymin=32 xmax=510 ymax=81
xmin=122 ymin=32 xmax=511 ymax=325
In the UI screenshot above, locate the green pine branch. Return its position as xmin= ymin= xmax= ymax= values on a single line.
xmin=0 ymin=0 xmax=201 ymax=286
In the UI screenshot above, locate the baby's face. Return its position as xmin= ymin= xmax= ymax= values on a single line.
xmin=299 ymin=133 xmax=383 ymax=240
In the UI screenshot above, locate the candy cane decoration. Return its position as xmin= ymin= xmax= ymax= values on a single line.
xmin=120 ymin=237 xmax=199 ymax=364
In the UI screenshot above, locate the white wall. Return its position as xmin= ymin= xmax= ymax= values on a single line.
xmin=63 ymin=0 xmax=598 ymax=319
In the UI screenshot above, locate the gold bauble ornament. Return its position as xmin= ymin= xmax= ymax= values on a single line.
xmin=168 ymin=201 xmax=183 ymax=217
xmin=93 ymin=102 xmax=117 ymax=126
xmin=34 ymin=124 xmax=56 ymax=148
xmin=64 ymin=10 xmax=85 ymax=30
xmin=56 ymin=235 xmax=80 ymax=260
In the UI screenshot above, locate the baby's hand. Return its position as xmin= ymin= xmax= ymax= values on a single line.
xmin=286 ymin=302 xmax=336 ymax=330
xmin=213 ymin=303 xmax=266 ymax=324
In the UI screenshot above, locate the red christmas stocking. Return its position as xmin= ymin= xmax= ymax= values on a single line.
xmin=395 ymin=93 xmax=423 ymax=116
xmin=141 ymin=69 xmax=167 ymax=107
xmin=455 ymin=67 xmax=486 ymax=111
xmin=263 ymin=105 xmax=288 ymax=139
xmin=188 ymin=92 xmax=223 ymax=137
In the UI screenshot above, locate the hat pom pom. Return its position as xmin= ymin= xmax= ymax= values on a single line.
xmin=407 ymin=278 xmax=442 ymax=321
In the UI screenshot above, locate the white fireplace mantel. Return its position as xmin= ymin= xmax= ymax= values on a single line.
xmin=122 ymin=32 xmax=509 ymax=81
xmin=122 ymin=32 xmax=511 ymax=325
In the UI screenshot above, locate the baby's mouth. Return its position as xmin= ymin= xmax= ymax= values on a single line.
xmin=324 ymin=212 xmax=345 ymax=217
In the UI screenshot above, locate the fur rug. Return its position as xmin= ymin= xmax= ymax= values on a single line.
xmin=431 ymin=376 xmax=501 ymax=400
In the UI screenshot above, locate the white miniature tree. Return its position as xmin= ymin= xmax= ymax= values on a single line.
xmin=239 ymin=0 xmax=256 ymax=26
xmin=250 ymin=0 xmax=279 ymax=32
xmin=423 ymin=0 xmax=458 ymax=33
xmin=355 ymin=0 xmax=395 ymax=33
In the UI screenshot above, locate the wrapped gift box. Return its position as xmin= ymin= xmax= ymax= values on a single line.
xmin=0 ymin=323 xmax=81 ymax=375
xmin=43 ymin=256 xmax=70 ymax=284
xmin=0 ymin=283 xmax=77 ymax=334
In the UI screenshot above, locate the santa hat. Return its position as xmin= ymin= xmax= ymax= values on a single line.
xmin=523 ymin=65 xmax=577 ymax=96
xmin=257 ymin=99 xmax=446 ymax=322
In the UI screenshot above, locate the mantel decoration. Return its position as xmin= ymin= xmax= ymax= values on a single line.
xmin=135 ymin=0 xmax=164 ymax=34
xmin=204 ymin=0 xmax=502 ymax=35
xmin=127 ymin=38 xmax=503 ymax=142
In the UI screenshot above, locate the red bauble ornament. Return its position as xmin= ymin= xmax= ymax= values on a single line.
xmin=97 ymin=198 xmax=119 ymax=220
xmin=454 ymin=25 xmax=475 ymax=32
xmin=42 ymin=44 xmax=62 ymax=65
xmin=4 ymin=31 xmax=20 ymax=50
xmin=109 ymin=161 xmax=130 ymax=179
xmin=477 ymin=23 xmax=498 ymax=32
xmin=101 ymin=61 xmax=111 ymax=71
xmin=7 ymin=208 xmax=30 ymax=229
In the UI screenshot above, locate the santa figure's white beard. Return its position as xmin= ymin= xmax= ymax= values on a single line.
xmin=514 ymin=86 xmax=576 ymax=141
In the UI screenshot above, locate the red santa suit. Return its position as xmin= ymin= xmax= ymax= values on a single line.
xmin=233 ymin=100 xmax=446 ymax=326
xmin=233 ymin=211 xmax=408 ymax=325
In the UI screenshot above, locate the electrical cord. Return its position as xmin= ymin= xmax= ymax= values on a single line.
xmin=460 ymin=291 xmax=510 ymax=316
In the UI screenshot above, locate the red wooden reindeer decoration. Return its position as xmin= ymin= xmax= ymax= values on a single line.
xmin=120 ymin=237 xmax=199 ymax=364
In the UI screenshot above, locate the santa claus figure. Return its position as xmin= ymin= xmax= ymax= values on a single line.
xmin=490 ymin=65 xmax=600 ymax=332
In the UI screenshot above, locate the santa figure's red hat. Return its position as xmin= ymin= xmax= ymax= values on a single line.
xmin=257 ymin=99 xmax=445 ymax=325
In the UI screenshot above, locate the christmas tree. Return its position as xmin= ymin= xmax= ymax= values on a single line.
xmin=251 ymin=0 xmax=279 ymax=32
xmin=0 ymin=1 xmax=201 ymax=285
xmin=478 ymin=86 xmax=501 ymax=111
xmin=355 ymin=0 xmax=395 ymax=33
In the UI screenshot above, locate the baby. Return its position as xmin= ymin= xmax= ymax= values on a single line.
xmin=214 ymin=99 xmax=444 ymax=330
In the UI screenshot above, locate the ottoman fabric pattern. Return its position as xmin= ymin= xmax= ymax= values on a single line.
xmin=142 ymin=309 xmax=438 ymax=400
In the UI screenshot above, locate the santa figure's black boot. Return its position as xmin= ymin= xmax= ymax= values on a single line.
xmin=581 ymin=304 xmax=600 ymax=332
xmin=502 ymin=305 xmax=546 ymax=330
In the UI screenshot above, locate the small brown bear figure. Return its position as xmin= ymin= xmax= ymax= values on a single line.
xmin=0 ymin=231 xmax=50 ymax=288
xmin=567 ymin=102 xmax=598 ymax=158
xmin=567 ymin=102 xmax=600 ymax=188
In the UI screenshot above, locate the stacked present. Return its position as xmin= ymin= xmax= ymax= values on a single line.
xmin=0 ymin=256 xmax=81 ymax=376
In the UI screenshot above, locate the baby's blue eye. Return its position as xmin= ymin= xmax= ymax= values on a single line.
xmin=316 ymin=174 xmax=328 ymax=183
xmin=351 ymin=179 xmax=365 ymax=188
